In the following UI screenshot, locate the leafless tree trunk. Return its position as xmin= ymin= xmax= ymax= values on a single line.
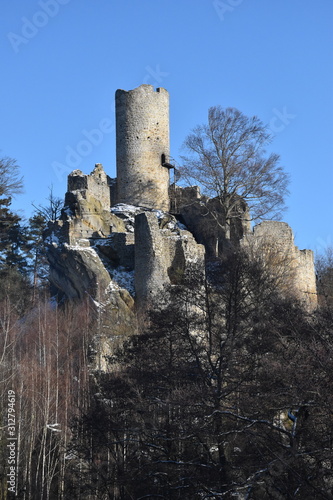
xmin=180 ymin=106 xmax=289 ymax=239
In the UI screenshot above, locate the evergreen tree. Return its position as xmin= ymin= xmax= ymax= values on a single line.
xmin=0 ymin=197 xmax=32 ymax=310
xmin=70 ymin=254 xmax=333 ymax=499
xmin=27 ymin=213 xmax=50 ymax=295
xmin=0 ymin=197 xmax=31 ymax=272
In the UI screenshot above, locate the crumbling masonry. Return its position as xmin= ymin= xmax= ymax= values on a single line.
xmin=45 ymin=84 xmax=317 ymax=325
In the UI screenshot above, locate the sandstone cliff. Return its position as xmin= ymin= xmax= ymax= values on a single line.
xmin=44 ymin=164 xmax=206 ymax=366
xmin=44 ymin=164 xmax=317 ymax=368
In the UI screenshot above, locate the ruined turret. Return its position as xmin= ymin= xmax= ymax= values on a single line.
xmin=115 ymin=84 xmax=171 ymax=211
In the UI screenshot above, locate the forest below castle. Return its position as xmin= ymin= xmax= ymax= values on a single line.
xmin=1 ymin=120 xmax=333 ymax=499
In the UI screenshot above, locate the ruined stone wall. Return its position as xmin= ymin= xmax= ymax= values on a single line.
xmin=297 ymin=249 xmax=317 ymax=306
xmin=60 ymin=164 xmax=124 ymax=244
xmin=241 ymin=221 xmax=317 ymax=309
xmin=170 ymin=185 xmax=251 ymax=257
xmin=116 ymin=84 xmax=170 ymax=211
xmin=68 ymin=164 xmax=111 ymax=207
xmin=134 ymin=212 xmax=205 ymax=307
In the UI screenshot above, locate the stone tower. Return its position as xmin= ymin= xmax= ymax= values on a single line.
xmin=115 ymin=84 xmax=170 ymax=211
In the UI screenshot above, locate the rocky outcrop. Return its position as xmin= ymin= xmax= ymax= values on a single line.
xmin=44 ymin=234 xmax=137 ymax=371
xmin=42 ymin=85 xmax=319 ymax=375
xmin=57 ymin=164 xmax=124 ymax=244
xmin=134 ymin=211 xmax=205 ymax=306
xmin=44 ymin=160 xmax=318 ymax=370
xmin=44 ymin=165 xmax=207 ymax=368
xmin=46 ymin=241 xmax=111 ymax=300
xmin=45 ymin=165 xmax=318 ymax=312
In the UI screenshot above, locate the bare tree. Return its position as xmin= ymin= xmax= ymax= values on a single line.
xmin=32 ymin=186 xmax=63 ymax=222
xmin=316 ymin=246 xmax=333 ymax=307
xmin=0 ymin=156 xmax=23 ymax=198
xmin=180 ymin=106 xmax=289 ymax=239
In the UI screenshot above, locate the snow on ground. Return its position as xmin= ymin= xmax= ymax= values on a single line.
xmin=111 ymin=204 xmax=143 ymax=232
xmin=111 ymin=203 xmax=187 ymax=233
xmin=71 ymin=169 xmax=85 ymax=177
xmin=111 ymin=203 xmax=166 ymax=221
xmin=176 ymin=221 xmax=187 ymax=230
xmin=111 ymin=203 xmax=142 ymax=215
xmin=64 ymin=243 xmax=101 ymax=261
xmin=62 ymin=206 xmax=73 ymax=217
xmin=92 ymin=236 xmax=113 ymax=246
xmin=108 ymin=267 xmax=135 ymax=296
xmin=44 ymin=232 xmax=60 ymax=246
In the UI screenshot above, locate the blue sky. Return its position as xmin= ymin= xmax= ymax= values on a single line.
xmin=1 ymin=0 xmax=332 ymax=253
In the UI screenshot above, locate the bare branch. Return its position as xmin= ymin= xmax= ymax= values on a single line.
xmin=0 ymin=156 xmax=23 ymax=198
xmin=180 ymin=106 xmax=290 ymax=237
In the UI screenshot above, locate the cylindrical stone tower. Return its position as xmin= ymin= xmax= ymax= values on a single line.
xmin=115 ymin=84 xmax=170 ymax=211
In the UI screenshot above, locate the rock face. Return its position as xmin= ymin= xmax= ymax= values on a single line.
xmin=46 ymin=242 xmax=111 ymax=301
xmin=44 ymin=163 xmax=318 ymax=370
xmin=45 ymin=163 xmax=317 ymax=313
xmin=134 ymin=211 xmax=205 ymax=306
xmin=44 ymin=164 xmax=206 ymax=367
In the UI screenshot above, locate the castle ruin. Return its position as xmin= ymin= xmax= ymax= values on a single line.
xmin=45 ymin=84 xmax=317 ymax=318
